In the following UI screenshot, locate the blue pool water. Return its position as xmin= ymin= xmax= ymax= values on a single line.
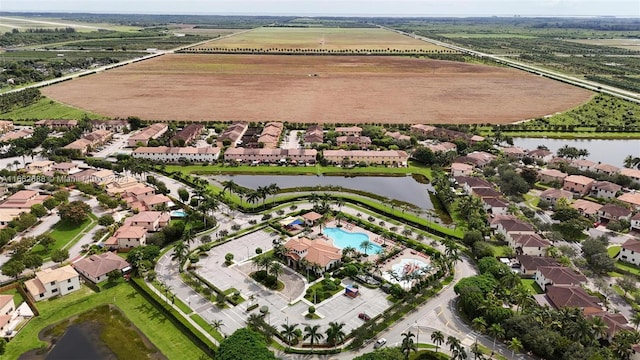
xmin=170 ymin=210 xmax=186 ymax=218
xmin=323 ymin=227 xmax=383 ymax=254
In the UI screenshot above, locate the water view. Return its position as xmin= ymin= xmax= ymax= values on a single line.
xmin=213 ymin=175 xmax=434 ymax=209
xmin=512 ymin=138 xmax=640 ymax=167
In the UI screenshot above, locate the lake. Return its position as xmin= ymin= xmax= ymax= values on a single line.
xmin=512 ymin=138 xmax=640 ymax=167
xmin=213 ymin=174 xmax=435 ymax=210
xmin=45 ymin=323 xmax=115 ymax=360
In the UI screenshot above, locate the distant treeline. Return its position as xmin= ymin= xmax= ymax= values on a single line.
xmin=0 ymin=88 xmax=41 ymax=113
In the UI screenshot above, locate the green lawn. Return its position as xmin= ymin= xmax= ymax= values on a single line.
xmin=4 ymin=284 xmax=209 ymax=360
xmin=615 ymin=260 xmax=640 ymax=276
xmin=0 ymin=97 xmax=107 ymax=121
xmin=30 ymin=214 xmax=97 ymax=259
xmin=190 ymin=313 xmax=225 ymax=342
xmin=522 ymin=278 xmax=544 ymax=294
xmin=163 ymin=161 xmax=433 ymax=178
xmin=608 ymin=245 xmax=621 ymax=258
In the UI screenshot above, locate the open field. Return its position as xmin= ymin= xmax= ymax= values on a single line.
xmin=191 ymin=27 xmax=448 ymax=51
xmin=567 ymin=38 xmax=640 ymax=51
xmin=42 ymin=54 xmax=592 ymax=124
xmin=0 ymin=16 xmax=139 ymax=32
xmin=170 ymin=25 xmax=244 ymax=37
xmin=0 ymin=97 xmax=107 ymax=121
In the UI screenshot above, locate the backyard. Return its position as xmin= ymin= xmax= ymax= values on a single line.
xmin=30 ymin=214 xmax=97 ymax=259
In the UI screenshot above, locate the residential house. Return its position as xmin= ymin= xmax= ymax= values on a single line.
xmin=137 ymin=194 xmax=171 ymax=211
xmin=538 ymin=285 xmax=601 ymax=310
xmin=502 ymin=147 xmax=526 ymax=159
xmin=170 ymin=123 xmax=205 ymax=146
xmin=217 ymin=122 xmax=248 ymax=147
xmin=83 ymin=129 xmax=113 ymax=147
xmin=471 ymin=187 xmax=502 ymax=200
xmin=132 ymin=146 xmax=220 ymax=163
xmin=0 ymin=209 xmax=25 ymax=228
xmin=584 ymin=310 xmax=631 ymax=341
xmin=63 ymin=139 xmax=92 ymax=155
xmin=123 ymin=211 xmax=170 ymax=232
xmin=619 ymin=238 xmax=640 ymax=265
xmin=591 ymin=181 xmax=622 ymax=200
xmin=618 ymin=192 xmax=640 ymax=209
xmin=482 ymin=197 xmax=510 ymax=216
xmin=509 ymin=233 xmax=552 ymax=257
xmin=25 ymin=265 xmax=80 ymax=301
xmin=454 ymin=176 xmax=493 ymax=195
xmin=25 ymin=161 xmax=54 ymax=174
xmin=598 ymin=203 xmax=631 ymax=222
xmin=127 ymin=123 xmax=169 ymax=147
xmin=104 ymin=226 xmax=147 ymax=251
xmin=52 ymin=162 xmax=80 ymax=175
xmin=425 ymin=142 xmax=457 ymax=154
xmin=538 ymin=169 xmax=568 ymax=184
xmin=73 ymin=252 xmax=131 ymax=284
xmin=534 ymin=266 xmax=587 ymax=292
xmin=593 ymin=162 xmax=620 ymax=176
xmin=547 ymin=156 xmax=570 ymax=168
xmin=570 ymin=159 xmax=596 ymax=172
xmin=451 ymin=163 xmax=474 ymax=177
xmin=631 ymin=213 xmax=640 ymax=232
xmin=105 ymin=176 xmax=148 ymax=196
xmin=223 ymin=148 xmax=317 ymax=164
xmin=284 ymin=237 xmax=342 ymax=273
xmin=527 ymin=149 xmax=553 ymax=163
xmin=0 ymin=294 xmax=15 ymax=337
xmin=466 ymin=151 xmax=496 ymax=167
xmin=87 ymin=169 xmax=115 ymax=185
xmin=0 ymin=129 xmax=33 ymax=143
xmin=304 ymin=125 xmax=324 ymax=146
xmin=410 ymin=124 xmax=436 ymax=137
xmin=0 ymin=190 xmax=48 ymax=209
xmin=516 ymin=255 xmax=559 ymax=276
xmin=336 ymin=135 xmax=372 ymax=150
xmin=562 ymin=175 xmax=595 ymax=195
xmin=34 ymin=120 xmax=77 ymax=130
xmin=539 ymin=188 xmax=573 ymax=206
xmin=91 ymin=120 xmax=129 ymax=132
xmin=335 ymin=126 xmax=362 ymax=136
xmin=619 ymin=168 xmax=640 ymax=186
xmin=571 ymin=199 xmax=603 ymax=217
xmin=632 ymin=344 xmax=640 ymax=360
xmin=469 ymin=135 xmax=485 ymax=144
xmin=67 ymin=169 xmax=97 ymax=182
xmin=257 ymin=122 xmax=283 ymax=149
xmin=322 ymin=150 xmax=408 ymax=167
xmin=385 ymin=131 xmax=411 ymax=143
xmin=494 ymin=217 xmax=536 ymax=238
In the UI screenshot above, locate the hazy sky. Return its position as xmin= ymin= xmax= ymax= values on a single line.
xmin=2 ymin=0 xmax=639 ymax=17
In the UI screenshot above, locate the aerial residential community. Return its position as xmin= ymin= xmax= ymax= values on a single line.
xmin=0 ymin=4 xmax=639 ymax=360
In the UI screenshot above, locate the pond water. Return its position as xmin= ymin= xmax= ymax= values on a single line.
xmin=512 ymin=138 xmax=640 ymax=167
xmin=213 ymin=174 xmax=435 ymax=210
xmin=46 ymin=323 xmax=115 ymax=360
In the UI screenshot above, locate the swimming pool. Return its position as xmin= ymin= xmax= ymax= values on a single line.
xmin=170 ymin=210 xmax=186 ymax=218
xmin=382 ymin=258 xmax=431 ymax=290
xmin=323 ymin=227 xmax=383 ymax=254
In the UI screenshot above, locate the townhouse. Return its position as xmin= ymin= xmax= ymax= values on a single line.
xmin=335 ymin=126 xmax=362 ymax=136
xmin=619 ymin=238 xmax=640 ymax=265
xmin=539 ymin=188 xmax=573 ymax=206
xmin=336 ymin=135 xmax=372 ymax=150
xmin=25 ymin=265 xmax=81 ymax=301
xmin=597 ymin=203 xmax=631 ymax=222
xmin=322 ymin=150 xmax=409 ymax=167
xmin=104 ymin=225 xmax=147 ymax=251
xmin=563 ymin=175 xmax=595 ymax=195
xmin=257 ymin=122 xmax=284 ymax=149
xmin=133 ymin=146 xmax=220 ymax=163
xmin=217 ymin=122 xmax=248 ymax=147
xmin=535 ymin=266 xmax=587 ymax=292
xmin=91 ymin=120 xmax=129 ymax=132
xmin=128 ymin=123 xmax=169 ymax=147
xmin=224 ymin=148 xmax=317 ymax=164
xmin=73 ymin=252 xmax=131 ymax=284
xmin=591 ymin=181 xmax=622 ymax=200
xmin=304 ymin=125 xmax=324 ymax=146
xmin=538 ymin=169 xmax=568 ymax=184
xmin=170 ymin=123 xmax=205 ymax=146
xmin=34 ymin=120 xmax=77 ymax=130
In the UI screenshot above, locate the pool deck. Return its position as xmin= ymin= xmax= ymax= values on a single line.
xmin=381 ymin=248 xmax=432 ymax=275
xmin=315 ymin=220 xmax=393 ymax=256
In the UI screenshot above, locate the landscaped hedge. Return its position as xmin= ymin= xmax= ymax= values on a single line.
xmin=284 ymin=348 xmax=341 ymax=355
xmin=129 ymin=278 xmax=216 ymax=355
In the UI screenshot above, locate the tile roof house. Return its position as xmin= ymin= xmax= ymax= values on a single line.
xmin=257 ymin=122 xmax=284 ymax=149
xmin=35 ymin=120 xmax=78 ymax=130
xmin=138 ymin=194 xmax=171 ymax=211
xmin=482 ymin=197 xmax=510 ymax=216
xmin=0 ymin=129 xmax=33 ymax=143
xmin=336 ymin=135 xmax=372 ymax=150
xmin=471 ymin=187 xmax=503 ymax=199
xmin=539 ymin=188 xmax=573 ymax=205
xmin=510 ymin=233 xmax=552 ymax=257
xmin=425 ymin=142 xmax=457 ymax=154
xmin=304 ymin=125 xmax=324 ymax=146
xmin=466 ymin=151 xmax=497 ymax=167
xmin=410 ymin=124 xmax=436 ymax=137
xmin=591 ymin=181 xmax=622 ymax=200
xmin=453 ymin=176 xmax=493 ymax=195
xmin=91 ymin=120 xmax=129 ymax=132
xmin=52 ymin=162 xmax=80 ymax=175
xmin=563 ymin=175 xmax=595 ymax=195
xmin=170 ymin=123 xmax=205 ymax=146
xmin=583 ymin=309 xmax=632 ymax=340
xmin=527 ymin=149 xmax=553 ymax=163
xmin=335 ymin=126 xmax=362 ymax=136
xmin=224 ymin=148 xmax=317 ymax=164
xmin=128 ymin=123 xmax=169 ymax=147
xmin=535 ymin=266 xmax=587 ymax=292
xmin=123 ymin=211 xmax=170 ymax=232
xmin=502 ymin=147 xmax=526 ymax=159
xmin=104 ymin=225 xmax=147 ymax=251
xmin=25 ymin=161 xmax=54 ymax=174
xmin=385 ymin=131 xmax=411 ymax=143
xmin=0 ymin=190 xmax=49 ymax=209
xmin=617 ymin=192 xmax=640 ymax=209
xmin=516 ymin=255 xmax=559 ymax=276
xmin=450 ymin=162 xmax=474 ymax=177
xmin=570 ymin=159 xmax=596 ymax=172
xmin=539 ymin=285 xmax=601 ymax=310
xmin=571 ymin=199 xmax=603 ymax=216
xmin=593 ymin=162 xmax=620 ymax=175
xmin=538 ymin=169 xmax=568 ymax=184
xmin=73 ymin=252 xmax=131 ymax=284
xmin=597 ymin=203 xmax=632 ymax=222
xmin=322 ymin=150 xmax=409 ymax=167
xmin=284 ymin=237 xmax=342 ymax=273
xmin=619 ymin=238 xmax=640 ymax=266
xmin=133 ymin=146 xmax=220 ymax=163
xmin=631 ymin=212 xmax=640 ymax=232
xmin=25 ymin=265 xmax=80 ymax=301
xmin=619 ymin=168 xmax=640 ymax=186
xmin=0 ymin=294 xmax=16 ymax=337
xmin=217 ymin=122 xmax=248 ymax=147
xmin=494 ymin=218 xmax=536 ymax=237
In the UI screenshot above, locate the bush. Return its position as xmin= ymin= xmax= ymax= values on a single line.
xmin=98 ymin=214 xmax=115 ymax=226
xmin=308 ymin=306 xmax=315 ymax=314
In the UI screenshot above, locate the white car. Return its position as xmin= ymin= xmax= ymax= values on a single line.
xmin=374 ymin=338 xmax=387 ymax=349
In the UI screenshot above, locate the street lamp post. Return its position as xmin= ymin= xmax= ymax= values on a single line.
xmin=415 ymin=321 xmax=419 ymax=348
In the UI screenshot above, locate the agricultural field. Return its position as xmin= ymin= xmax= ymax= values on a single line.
xmin=41 ymin=53 xmax=592 ymax=124
xmin=0 ymin=16 xmax=139 ymax=32
xmin=568 ymin=38 xmax=640 ymax=51
xmin=190 ymin=27 xmax=448 ymax=51
xmin=168 ymin=25 xmax=244 ymax=37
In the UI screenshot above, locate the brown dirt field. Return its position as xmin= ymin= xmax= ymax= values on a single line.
xmin=42 ymin=54 xmax=593 ymax=124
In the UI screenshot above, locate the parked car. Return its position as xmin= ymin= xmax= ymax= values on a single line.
xmin=358 ymin=313 xmax=371 ymax=321
xmin=374 ymin=338 xmax=387 ymax=349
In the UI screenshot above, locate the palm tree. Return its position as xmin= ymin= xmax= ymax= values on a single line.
xmin=269 ymin=262 xmax=283 ymax=283
xmin=182 ymin=229 xmax=196 ymax=245
xmin=171 ymin=240 xmax=188 ymax=272
xmin=567 ymin=318 xmax=595 ymax=345
xmin=624 ymin=155 xmax=640 ymax=169
xmin=487 ymin=323 xmax=505 ymax=354
xmin=210 ymin=319 xmax=223 ymax=333
xmin=246 ymin=190 xmax=261 ymax=207
xmin=589 ymin=316 xmax=609 ymax=341
xmin=359 ymin=240 xmax=373 ymax=255
xmin=631 ymin=312 xmax=640 ymax=331
xmin=401 ymin=331 xmax=417 ymax=360
xmin=471 ymin=317 xmax=487 ymax=334
xmin=268 ymin=183 xmax=280 ymax=204
xmin=246 ymin=313 xmax=263 ymax=331
xmin=470 ymin=340 xmax=484 ymax=360
xmin=325 ymin=322 xmax=346 ymax=348
xmin=309 ymin=193 xmax=320 ymax=207
xmin=222 ymin=180 xmax=237 ymax=196
xmin=335 ymin=198 xmax=345 ymax=212
xmin=508 ymin=337 xmax=523 ymax=358
xmin=303 ymin=324 xmax=324 ymax=349
xmin=431 ymin=330 xmax=444 ymax=353
xmin=256 ymin=186 xmax=268 ymax=208
xmin=447 ymin=335 xmax=461 ymax=353
xmin=335 ymin=212 xmax=344 ymax=226
xmin=342 ymin=246 xmax=356 ymax=259
xmin=281 ymin=323 xmax=298 ymax=346
xmin=253 ymin=254 xmax=273 ymax=274
xmin=500 ymin=272 xmax=521 ymax=291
